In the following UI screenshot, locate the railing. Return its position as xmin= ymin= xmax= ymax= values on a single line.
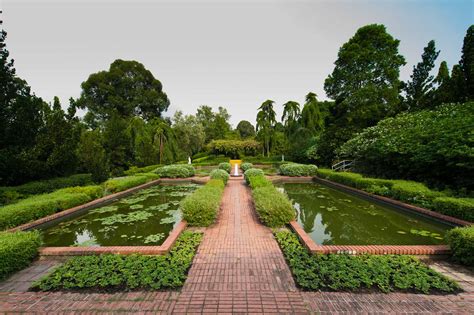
xmin=331 ymin=160 xmax=354 ymax=172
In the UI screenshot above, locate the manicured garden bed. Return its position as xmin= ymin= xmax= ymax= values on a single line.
xmin=0 ymin=231 xmax=42 ymax=280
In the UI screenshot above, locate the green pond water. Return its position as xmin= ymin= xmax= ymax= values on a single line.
xmin=41 ymin=184 xmax=198 ymax=247
xmin=277 ymin=183 xmax=453 ymax=245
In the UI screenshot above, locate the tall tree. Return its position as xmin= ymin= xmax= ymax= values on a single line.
xmin=460 ymin=25 xmax=474 ymax=101
xmin=172 ymin=111 xmax=206 ymax=159
xmin=236 ymin=120 xmax=255 ymax=139
xmin=103 ymin=114 xmax=131 ymax=175
xmin=403 ymin=40 xmax=440 ymax=110
xmin=256 ymin=100 xmax=276 ymax=157
xmin=281 ymin=101 xmax=300 ymax=131
xmin=433 ymin=61 xmax=452 ymax=105
xmin=77 ymin=130 xmax=109 ymax=182
xmin=300 ymin=92 xmax=324 ymax=134
xmin=196 ymin=105 xmax=231 ymax=142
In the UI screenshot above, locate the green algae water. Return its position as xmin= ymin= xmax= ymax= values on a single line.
xmin=277 ymin=182 xmax=453 ymax=245
xmin=41 ymin=184 xmax=197 ymax=247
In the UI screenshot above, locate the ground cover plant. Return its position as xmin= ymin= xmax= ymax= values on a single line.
xmin=209 ymin=169 xmax=229 ymax=184
xmin=0 ymin=231 xmax=42 ymax=280
xmin=446 ymin=225 xmax=474 ymax=266
xmin=155 ymin=165 xmax=195 ymax=178
xmin=317 ymin=169 xmax=474 ymax=222
xmin=181 ymin=179 xmax=225 ymax=226
xmin=274 ymin=230 xmax=459 ymax=294
xmin=279 ymin=163 xmax=318 ymax=177
xmin=31 ymin=231 xmax=202 ymax=291
xmin=218 ymin=162 xmax=231 ymax=173
xmin=104 ymin=173 xmax=159 ymax=193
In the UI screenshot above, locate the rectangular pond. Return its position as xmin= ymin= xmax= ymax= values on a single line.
xmin=276 ymin=182 xmax=454 ymax=246
xmin=40 ymin=183 xmax=198 ymax=247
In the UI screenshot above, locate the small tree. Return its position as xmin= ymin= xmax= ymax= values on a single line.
xmin=236 ymin=120 xmax=255 ymax=139
xmin=77 ymin=130 xmax=109 ymax=182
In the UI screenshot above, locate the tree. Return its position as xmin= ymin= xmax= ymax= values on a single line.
xmin=300 ymin=92 xmax=324 ymax=135
xmin=433 ymin=61 xmax=451 ymax=105
xmin=76 ymin=59 xmax=170 ymax=124
xmin=281 ymin=101 xmax=300 ymax=135
xmin=236 ymin=120 xmax=255 ymax=139
xmin=196 ymin=105 xmax=231 ymax=142
xmin=150 ymin=119 xmax=177 ymax=164
xmin=460 ymin=25 xmax=474 ymax=101
xmin=403 ymin=40 xmax=440 ymax=110
xmin=256 ymin=100 xmax=276 ymax=157
xmin=103 ymin=114 xmax=131 ymax=175
xmin=127 ymin=116 xmax=156 ymax=166
xmin=77 ymin=130 xmax=109 ymax=182
xmin=172 ymin=111 xmax=205 ymax=159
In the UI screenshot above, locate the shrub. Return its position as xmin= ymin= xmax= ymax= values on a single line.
xmin=207 ymin=139 xmax=261 ymax=158
xmin=432 ymin=197 xmax=474 ymax=222
xmin=0 ymin=231 xmax=42 ymax=280
xmin=32 ymin=231 xmax=202 ymax=291
xmin=275 ymin=230 xmax=459 ymax=293
xmin=104 ymin=173 xmax=159 ymax=193
xmin=244 ymin=168 xmax=264 ymax=184
xmin=0 ymin=185 xmax=103 ymax=230
xmin=446 ymin=226 xmax=474 ymax=266
xmin=155 ymin=165 xmax=195 ymax=178
xmin=279 ymin=163 xmax=318 ymax=177
xmin=252 ymin=186 xmax=295 ymax=227
xmin=248 ymin=174 xmax=272 ymax=190
xmin=124 ymin=164 xmax=160 ymax=175
xmin=209 ymin=169 xmax=229 ymax=185
xmin=181 ymin=179 xmax=225 ymax=226
xmin=240 ymin=162 xmax=253 ymax=172
xmin=388 ymin=180 xmax=443 ymax=207
xmin=218 ymin=162 xmax=231 ymax=173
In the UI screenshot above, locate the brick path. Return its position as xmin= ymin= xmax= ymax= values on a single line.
xmin=1 ymin=177 xmax=473 ymax=313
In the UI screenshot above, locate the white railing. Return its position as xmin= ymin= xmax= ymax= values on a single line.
xmin=331 ymin=160 xmax=354 ymax=172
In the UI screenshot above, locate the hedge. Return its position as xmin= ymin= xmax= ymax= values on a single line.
xmin=316 ymin=169 xmax=473 ymax=223
xmin=124 ymin=164 xmax=160 ymax=175
xmin=244 ymin=168 xmax=264 ymax=184
xmin=209 ymin=169 xmax=229 ymax=185
xmin=181 ymin=179 xmax=225 ymax=226
xmin=155 ymin=165 xmax=195 ymax=178
xmin=32 ymin=231 xmax=202 ymax=291
xmin=275 ymin=230 xmax=459 ymax=293
xmin=104 ymin=173 xmax=159 ymax=193
xmin=218 ymin=162 xmax=231 ymax=174
xmin=240 ymin=162 xmax=253 ymax=172
xmin=279 ymin=163 xmax=318 ymax=177
xmin=248 ymin=174 xmax=272 ymax=190
xmin=0 ymin=185 xmax=103 ymax=230
xmin=207 ymin=139 xmax=261 ymax=158
xmin=0 ymin=231 xmax=42 ymax=280
xmin=446 ymin=226 xmax=474 ymax=266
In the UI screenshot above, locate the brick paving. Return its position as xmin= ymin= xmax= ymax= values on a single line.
xmin=1 ymin=177 xmax=474 ymax=313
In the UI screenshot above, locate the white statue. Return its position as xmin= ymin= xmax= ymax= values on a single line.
xmin=282 ymin=154 xmax=285 ymax=162
xmin=188 ymin=156 xmax=191 ymax=164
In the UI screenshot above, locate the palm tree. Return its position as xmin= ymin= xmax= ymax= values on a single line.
xmin=256 ymin=100 xmax=276 ymax=157
xmin=152 ymin=120 xmax=175 ymax=164
xmin=282 ymin=101 xmax=300 ymax=135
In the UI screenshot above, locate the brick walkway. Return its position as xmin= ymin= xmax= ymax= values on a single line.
xmin=1 ymin=177 xmax=473 ymax=313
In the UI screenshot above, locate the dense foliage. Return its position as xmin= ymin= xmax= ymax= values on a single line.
xmin=123 ymin=164 xmax=160 ymax=175
xmin=275 ymin=230 xmax=459 ymax=293
xmin=155 ymin=165 xmax=195 ymax=178
xmin=240 ymin=162 xmax=253 ymax=172
xmin=446 ymin=226 xmax=474 ymax=266
xmin=209 ymin=169 xmax=229 ymax=184
xmin=279 ymin=163 xmax=318 ymax=177
xmin=218 ymin=162 xmax=231 ymax=173
xmin=181 ymin=179 xmax=225 ymax=226
xmin=244 ymin=168 xmax=264 ymax=184
xmin=0 ymin=231 xmax=42 ymax=280
xmin=208 ymin=140 xmax=261 ymax=158
xmin=32 ymin=231 xmax=202 ymax=291
xmin=104 ymin=173 xmax=159 ymax=194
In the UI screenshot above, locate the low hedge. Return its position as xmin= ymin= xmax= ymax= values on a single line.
xmin=155 ymin=165 xmax=195 ymax=178
xmin=104 ymin=173 xmax=159 ymax=194
xmin=432 ymin=197 xmax=474 ymax=222
xmin=279 ymin=163 xmax=318 ymax=177
xmin=0 ymin=185 xmax=103 ymax=230
xmin=275 ymin=230 xmax=459 ymax=293
xmin=181 ymin=179 xmax=225 ymax=226
xmin=124 ymin=164 xmax=160 ymax=175
xmin=32 ymin=231 xmax=202 ymax=291
xmin=446 ymin=226 xmax=474 ymax=266
xmin=209 ymin=169 xmax=229 ymax=185
xmin=244 ymin=168 xmax=264 ymax=184
xmin=240 ymin=162 xmax=253 ymax=172
xmin=248 ymin=174 xmax=272 ymax=190
xmin=218 ymin=162 xmax=231 ymax=173
xmin=252 ymin=186 xmax=295 ymax=227
xmin=0 ymin=231 xmax=42 ymax=280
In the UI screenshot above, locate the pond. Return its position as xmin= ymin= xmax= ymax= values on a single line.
xmin=276 ymin=182 xmax=453 ymax=245
xmin=41 ymin=184 xmax=198 ymax=247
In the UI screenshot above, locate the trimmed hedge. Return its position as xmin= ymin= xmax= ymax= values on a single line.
xmin=209 ymin=169 xmax=230 ymax=185
xmin=252 ymin=186 xmax=295 ymax=227
xmin=275 ymin=230 xmax=459 ymax=293
xmin=248 ymin=174 xmax=272 ymax=190
xmin=0 ymin=185 xmax=103 ymax=230
xmin=104 ymin=173 xmax=159 ymax=194
xmin=0 ymin=231 xmax=42 ymax=280
xmin=446 ymin=226 xmax=474 ymax=266
xmin=279 ymin=163 xmax=318 ymax=177
xmin=316 ymin=169 xmax=473 ymax=222
xmin=244 ymin=168 xmax=264 ymax=184
xmin=155 ymin=165 xmax=195 ymax=178
xmin=124 ymin=164 xmax=160 ymax=175
xmin=32 ymin=231 xmax=202 ymax=291
xmin=240 ymin=162 xmax=253 ymax=172
xmin=181 ymin=179 xmax=225 ymax=226
xmin=218 ymin=162 xmax=231 ymax=174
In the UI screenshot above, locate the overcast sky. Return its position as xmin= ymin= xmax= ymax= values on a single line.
xmin=2 ymin=0 xmax=473 ymax=126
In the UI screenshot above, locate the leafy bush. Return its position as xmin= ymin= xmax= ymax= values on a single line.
xmin=275 ymin=230 xmax=459 ymax=293
xmin=252 ymin=186 xmax=295 ymax=227
xmin=244 ymin=168 xmax=264 ymax=184
xmin=32 ymin=231 xmax=202 ymax=291
xmin=279 ymin=163 xmax=318 ymax=177
xmin=446 ymin=226 xmax=474 ymax=266
xmin=218 ymin=162 xmax=231 ymax=173
xmin=248 ymin=174 xmax=272 ymax=190
xmin=209 ymin=169 xmax=229 ymax=184
xmin=432 ymin=197 xmax=474 ymax=222
xmin=240 ymin=162 xmax=253 ymax=172
xmin=0 ymin=231 xmax=42 ymax=280
xmin=155 ymin=165 xmax=195 ymax=178
xmin=207 ymin=139 xmax=261 ymax=158
xmin=104 ymin=173 xmax=159 ymax=193
xmin=0 ymin=185 xmax=103 ymax=230
xmin=124 ymin=164 xmax=160 ymax=175
xmin=181 ymin=179 xmax=225 ymax=226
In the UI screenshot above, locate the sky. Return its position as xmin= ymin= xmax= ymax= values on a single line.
xmin=1 ymin=0 xmax=473 ymax=126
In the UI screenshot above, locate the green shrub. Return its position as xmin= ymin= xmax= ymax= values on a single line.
xmin=0 ymin=185 xmax=103 ymax=230
xmin=104 ymin=173 xmax=159 ymax=193
xmin=181 ymin=179 xmax=225 ymax=226
xmin=432 ymin=197 xmax=474 ymax=222
xmin=209 ymin=169 xmax=229 ymax=185
xmin=32 ymin=231 xmax=202 ymax=291
xmin=155 ymin=165 xmax=195 ymax=178
xmin=446 ymin=226 xmax=474 ymax=266
xmin=275 ymin=230 xmax=459 ymax=293
xmin=252 ymin=186 xmax=295 ymax=227
xmin=208 ymin=139 xmax=261 ymax=158
xmin=218 ymin=162 xmax=231 ymax=173
xmin=279 ymin=163 xmax=318 ymax=177
xmin=0 ymin=231 xmax=42 ymax=280
xmin=248 ymin=174 xmax=272 ymax=190
xmin=317 ymin=169 xmax=364 ymax=186
xmin=244 ymin=168 xmax=264 ymax=184
xmin=240 ymin=162 xmax=253 ymax=172
xmin=124 ymin=164 xmax=160 ymax=175
xmin=388 ymin=180 xmax=443 ymax=207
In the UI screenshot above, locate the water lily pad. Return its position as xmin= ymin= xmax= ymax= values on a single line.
xmin=144 ymin=233 xmax=165 ymax=244
xmin=397 ymin=231 xmax=406 ymax=234
xmin=89 ymin=206 xmax=119 ymax=214
xmin=129 ymin=204 xmax=144 ymax=210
